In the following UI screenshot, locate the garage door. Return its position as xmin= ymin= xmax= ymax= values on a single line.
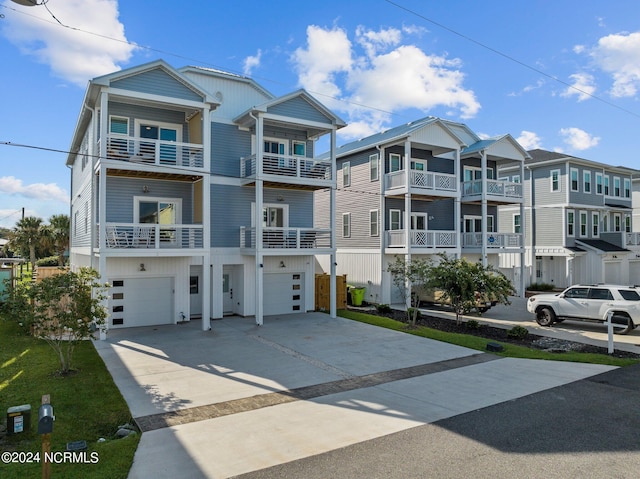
xmin=604 ymin=262 xmax=621 ymax=284
xmin=264 ymin=273 xmax=304 ymax=315
xmin=110 ymin=277 xmax=173 ymax=328
xmin=630 ymin=261 xmax=640 ymax=285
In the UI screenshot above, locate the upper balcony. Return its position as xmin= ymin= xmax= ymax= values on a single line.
xmin=240 ymin=226 xmax=333 ymax=254
xmin=98 ymin=223 xmax=204 ymax=252
xmin=101 ymin=135 xmax=205 ymax=171
xmin=461 ymin=179 xmax=523 ymax=204
xmin=461 ymin=232 xmax=523 ymax=251
xmin=626 ymin=232 xmax=640 ymax=248
xmin=385 ymin=229 xmax=458 ymax=252
xmin=240 ymin=154 xmax=333 ymax=190
xmin=384 ymin=170 xmax=457 ymax=198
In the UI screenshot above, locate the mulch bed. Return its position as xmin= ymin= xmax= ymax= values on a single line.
xmin=353 ymin=306 xmax=640 ymax=360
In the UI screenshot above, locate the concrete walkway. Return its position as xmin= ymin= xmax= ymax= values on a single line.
xmin=94 ymin=313 xmax=617 ymax=479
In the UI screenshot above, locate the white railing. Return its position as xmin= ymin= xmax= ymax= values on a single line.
xmin=240 ymin=227 xmax=332 ymax=249
xmin=461 ymin=179 xmax=523 ymax=199
xmin=626 ymin=232 xmax=640 ymax=247
xmin=462 ymin=232 xmax=523 ymax=249
xmin=100 ymin=223 xmax=204 ymax=249
xmin=101 ymin=135 xmax=204 ymax=168
xmin=385 ymin=170 xmax=457 ymax=193
xmin=386 ymin=229 xmax=458 ymax=248
xmin=240 ymin=154 xmax=332 ymax=182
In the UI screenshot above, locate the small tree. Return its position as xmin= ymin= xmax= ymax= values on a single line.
xmin=3 ymin=268 xmax=108 ymax=374
xmin=387 ymin=255 xmax=432 ymax=327
xmin=427 ymin=254 xmax=514 ymax=325
xmin=41 ymin=214 xmax=70 ymax=266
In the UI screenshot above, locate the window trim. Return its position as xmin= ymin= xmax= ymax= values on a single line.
xmin=342 ymin=161 xmax=351 ymax=187
xmin=567 ymin=209 xmax=575 ymax=237
xmin=551 ymin=169 xmax=560 ymax=192
xmin=579 ymin=210 xmax=588 ymax=237
xmin=583 ymin=170 xmax=591 ymax=193
xmin=135 ymin=196 xmax=183 ymax=224
xmin=624 ymin=178 xmax=631 ymax=198
xmin=595 ymin=172 xmax=603 ymax=195
xmin=369 ymin=209 xmax=379 ymax=236
xmin=570 ymin=168 xmax=579 ymax=192
xmin=369 ymin=154 xmax=379 ymax=181
xmin=250 ymin=202 xmax=289 ymax=228
xmin=342 ymin=212 xmax=351 ymax=238
xmin=614 ymin=213 xmax=622 ymax=232
xmin=604 ymin=175 xmax=610 ymax=196
xmin=389 ymin=209 xmax=402 ymax=231
xmin=614 ymin=177 xmax=621 ymax=197
xmin=389 ymin=153 xmax=402 ymax=173
xmin=292 ymin=141 xmax=306 ymax=157
xmin=513 ymin=213 xmax=521 ymax=234
xmin=592 ymin=212 xmax=599 ymax=238
xmin=109 ymin=115 xmax=129 ymax=135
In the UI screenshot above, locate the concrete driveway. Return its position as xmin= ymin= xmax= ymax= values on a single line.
xmin=94 ymin=313 xmax=616 ymax=478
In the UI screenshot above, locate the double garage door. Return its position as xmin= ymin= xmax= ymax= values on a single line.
xmin=264 ymin=273 xmax=304 ymax=316
xmin=110 ymin=277 xmax=173 ymax=328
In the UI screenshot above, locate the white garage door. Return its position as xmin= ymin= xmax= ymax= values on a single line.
xmin=630 ymin=261 xmax=640 ymax=285
xmin=604 ymin=262 xmax=621 ymax=284
xmin=264 ymin=273 xmax=304 ymax=315
xmin=110 ymin=277 xmax=173 ymax=328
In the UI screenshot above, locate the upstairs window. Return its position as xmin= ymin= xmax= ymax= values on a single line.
xmin=595 ymin=172 xmax=603 ymax=195
xmin=551 ymin=169 xmax=560 ymax=192
xmin=342 ymin=161 xmax=351 ymax=187
xmin=514 ymin=214 xmax=521 ymax=234
xmin=583 ymin=171 xmax=591 ymax=193
xmin=604 ymin=175 xmax=610 ymax=195
xmin=342 ymin=213 xmax=351 ymax=238
xmin=614 ymin=177 xmax=621 ymax=197
xmin=292 ymin=141 xmax=305 ymax=157
xmin=570 ymin=168 xmax=579 ymax=192
xmin=592 ymin=212 xmax=599 ymax=237
xmin=579 ymin=211 xmax=587 ymax=237
xmin=567 ymin=210 xmax=575 ymax=236
xmin=369 ymin=210 xmax=379 ymax=236
xmin=110 ymin=116 xmax=129 ymax=135
xmin=624 ymin=178 xmax=631 ymax=198
xmin=389 ymin=153 xmax=402 ymax=172
xmin=369 ymin=154 xmax=379 ymax=181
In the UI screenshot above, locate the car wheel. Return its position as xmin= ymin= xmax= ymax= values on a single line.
xmin=536 ymin=307 xmax=555 ymax=326
xmin=612 ymin=315 xmax=633 ymax=335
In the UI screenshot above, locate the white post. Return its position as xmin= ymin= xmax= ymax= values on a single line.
xmin=255 ymin=114 xmax=264 ymax=325
xmin=607 ymin=310 xmax=614 ymax=355
xmin=404 ymin=140 xmax=412 ymax=310
xmin=330 ymin=127 xmax=337 ymax=318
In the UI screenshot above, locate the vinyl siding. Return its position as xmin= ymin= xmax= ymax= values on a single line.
xmin=532 ymin=206 xmax=564 ymax=245
xmin=210 ymin=185 xmax=314 ymax=247
xmin=71 ymin=181 xmax=93 ymax=248
xmin=530 ymin=165 xmax=566 ymax=206
xmin=111 ymin=69 xmax=203 ymax=102
xmin=108 ymin=102 xmax=190 ymax=142
xmin=267 ymin=96 xmax=332 ymax=124
xmin=211 ymin=122 xmax=251 ymax=177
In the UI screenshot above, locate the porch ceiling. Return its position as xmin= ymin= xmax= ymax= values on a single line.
xmin=103 ymin=168 xmax=200 ymax=182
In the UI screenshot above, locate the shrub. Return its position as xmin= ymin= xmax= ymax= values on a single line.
xmin=507 ymin=325 xmax=529 ymax=340
xmin=376 ymin=304 xmax=392 ymax=314
xmin=406 ymin=307 xmax=421 ymax=323
xmin=527 ymin=282 xmax=555 ymax=291
xmin=466 ymin=319 xmax=480 ymax=330
xmin=36 ymin=256 xmax=62 ymax=267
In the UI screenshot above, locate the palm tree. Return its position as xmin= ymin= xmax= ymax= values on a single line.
xmin=12 ymin=216 xmax=43 ymax=268
xmin=42 ymin=214 xmax=70 ymax=266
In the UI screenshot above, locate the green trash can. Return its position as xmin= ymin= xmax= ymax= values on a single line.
xmin=351 ymin=287 xmax=366 ymax=306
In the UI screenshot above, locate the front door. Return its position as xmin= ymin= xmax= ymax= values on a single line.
xmin=223 ymin=272 xmax=233 ymax=314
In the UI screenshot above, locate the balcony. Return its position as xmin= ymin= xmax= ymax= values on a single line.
xmin=461 ymin=232 xmax=523 ymax=250
xmin=101 ymin=135 xmax=204 ymax=169
xmin=240 ymin=154 xmax=333 ymax=188
xmin=385 ymin=170 xmax=457 ymax=197
xmin=240 ymin=227 xmax=332 ymax=252
xmin=461 ymin=179 xmax=523 ymax=202
xmin=386 ymin=229 xmax=458 ymax=249
xmin=99 ymin=223 xmax=204 ymax=250
xmin=626 ymin=232 xmax=640 ymax=247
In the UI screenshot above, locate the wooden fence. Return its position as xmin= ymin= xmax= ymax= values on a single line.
xmin=315 ymin=274 xmax=347 ymax=311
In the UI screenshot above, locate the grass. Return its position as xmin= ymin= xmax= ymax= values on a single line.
xmin=338 ymin=309 xmax=640 ymax=367
xmin=0 ymin=320 xmax=138 ymax=479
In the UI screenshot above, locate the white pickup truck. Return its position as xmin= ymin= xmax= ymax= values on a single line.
xmin=526 ymin=284 xmax=640 ymax=335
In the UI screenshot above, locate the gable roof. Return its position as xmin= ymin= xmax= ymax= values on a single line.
xmin=527 ymin=149 xmax=640 ymax=174
xmin=463 ymin=134 xmax=530 ymax=161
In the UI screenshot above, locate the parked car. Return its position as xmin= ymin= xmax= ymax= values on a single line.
xmin=526 ymin=284 xmax=640 ymax=335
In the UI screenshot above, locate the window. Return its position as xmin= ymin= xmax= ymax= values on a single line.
xmin=551 ymin=169 xmax=560 ymax=192
xmin=614 ymin=213 xmax=621 ymax=232
xmin=579 ymin=211 xmax=587 ymax=237
xmin=592 ymin=212 xmax=599 ymax=237
xmin=137 ymin=121 xmax=180 ymax=164
xmin=342 ymin=213 xmax=351 ymax=238
xmin=583 ymin=171 xmax=591 ymax=193
xmin=389 ymin=209 xmax=402 ymax=230
xmin=626 ymin=214 xmax=631 ymax=233
xmin=135 ymin=196 xmax=182 ymax=245
xmin=292 ymin=141 xmax=305 ymax=157
xmin=369 ymin=210 xmax=379 ymax=236
xmin=369 ymin=154 xmax=379 ymax=181
xmin=410 ymin=159 xmax=426 ymax=171
xmin=512 ymin=175 xmax=521 ymax=183
xmin=603 ymin=213 xmax=609 ymax=233
xmin=343 ymin=161 xmax=351 ymax=187
xmin=514 ymin=214 xmax=521 ymax=234
xmin=567 ymin=210 xmax=575 ymax=236
xmin=109 ymin=116 xmax=129 ymax=135
xmin=604 ymin=175 xmax=610 ymax=195
xmin=570 ymin=168 xmax=579 ymax=191
xmin=589 ymin=288 xmax=613 ymax=300
xmin=535 ymin=256 xmax=542 ymax=279
xmin=487 ymin=215 xmax=495 ymax=233
xmin=614 ymin=177 xmax=621 ymax=196
xmin=595 ymin=172 xmax=603 ymax=195
xmin=625 ymin=178 xmax=631 ymax=198
xmin=411 ymin=214 xmax=426 ymax=230
xmin=389 ymin=153 xmax=402 ymax=172
xmin=262 ymin=207 xmax=284 ymax=227
xmin=565 ymin=287 xmax=589 ymax=299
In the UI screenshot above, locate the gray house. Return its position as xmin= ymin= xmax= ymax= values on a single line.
xmin=499 ymin=149 xmax=640 ymax=288
xmin=316 ymin=117 xmax=528 ymax=305
xmin=66 ymin=60 xmax=345 ymax=331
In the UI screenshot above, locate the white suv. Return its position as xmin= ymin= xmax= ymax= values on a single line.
xmin=526 ymin=284 xmax=640 ymax=335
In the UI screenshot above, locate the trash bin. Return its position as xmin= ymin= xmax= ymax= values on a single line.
xmin=351 ymin=287 xmax=366 ymax=306
xmin=7 ymin=404 xmax=31 ymax=435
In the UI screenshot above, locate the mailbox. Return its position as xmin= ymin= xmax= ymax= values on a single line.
xmin=38 ymin=404 xmax=55 ymax=434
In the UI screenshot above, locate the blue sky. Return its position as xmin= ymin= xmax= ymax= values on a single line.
xmin=1 ymin=0 xmax=640 ymax=228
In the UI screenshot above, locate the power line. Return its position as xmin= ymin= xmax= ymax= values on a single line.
xmin=384 ymin=0 xmax=640 ymax=120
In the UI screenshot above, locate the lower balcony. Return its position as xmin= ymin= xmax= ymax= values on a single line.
xmin=626 ymin=232 xmax=640 ymax=247
xmin=240 ymin=227 xmax=332 ymax=252
xmin=99 ymin=223 xmax=204 ymax=250
xmin=240 ymin=154 xmax=333 ymax=189
xmin=386 ymin=229 xmax=458 ymax=249
xmin=461 ymin=179 xmax=523 ymax=202
xmin=385 ymin=170 xmax=457 ymax=196
xmin=461 ymin=232 xmax=523 ymax=250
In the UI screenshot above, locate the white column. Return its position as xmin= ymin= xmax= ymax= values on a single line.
xmin=455 ymin=148 xmax=461 ymax=258
xmin=329 ymin=128 xmax=337 ymax=318
xmin=211 ymin=262 xmax=223 ymax=319
xmin=201 ymin=106 xmax=211 ymax=330
xmin=481 ymin=151 xmax=488 ymax=266
xmin=404 ymin=140 xmax=412 ymax=309
xmin=255 ymin=114 xmax=264 ymax=326
xmin=519 ymin=160 xmax=526 ymax=297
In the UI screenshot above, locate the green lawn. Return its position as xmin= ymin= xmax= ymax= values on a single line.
xmin=338 ymin=309 xmax=639 ymax=367
xmin=0 ymin=320 xmax=138 ymax=479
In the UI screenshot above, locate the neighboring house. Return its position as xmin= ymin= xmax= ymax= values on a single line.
xmin=315 ymin=117 xmax=528 ymax=305
xmin=499 ymin=149 xmax=640 ymax=288
xmin=66 ymin=60 xmax=345 ymax=330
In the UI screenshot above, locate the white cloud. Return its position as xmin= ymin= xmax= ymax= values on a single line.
xmin=0 ymin=176 xmax=69 ymax=203
xmin=516 ymin=131 xmax=542 ymax=150
xmin=243 ymin=49 xmax=262 ymax=76
xmin=559 ymin=127 xmax=600 ymax=150
xmin=2 ymin=0 xmax=136 ymax=86
xmin=561 ymin=73 xmax=596 ymax=101
xmin=587 ymin=31 xmax=640 ymax=97
xmin=292 ymin=24 xmax=480 ymax=134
